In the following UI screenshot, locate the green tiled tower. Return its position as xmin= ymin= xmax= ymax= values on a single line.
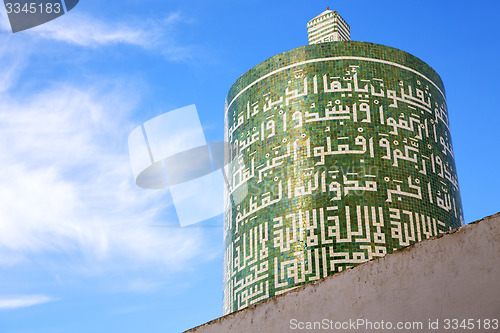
xmin=223 ymin=9 xmax=463 ymax=314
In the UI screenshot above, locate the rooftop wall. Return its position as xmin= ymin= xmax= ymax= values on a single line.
xmin=187 ymin=212 xmax=500 ymax=333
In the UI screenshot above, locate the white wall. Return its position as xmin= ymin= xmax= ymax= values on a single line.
xmin=186 ymin=213 xmax=500 ymax=333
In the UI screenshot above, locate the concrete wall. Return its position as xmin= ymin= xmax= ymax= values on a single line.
xmin=186 ymin=213 xmax=500 ymax=333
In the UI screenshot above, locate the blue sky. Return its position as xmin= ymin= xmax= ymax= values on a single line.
xmin=0 ymin=1 xmax=498 ymax=332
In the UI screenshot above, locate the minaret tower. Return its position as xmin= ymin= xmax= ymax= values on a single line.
xmin=223 ymin=7 xmax=463 ymax=314
xmin=307 ymin=6 xmax=350 ymax=44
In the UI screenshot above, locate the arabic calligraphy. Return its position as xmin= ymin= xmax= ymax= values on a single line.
xmin=223 ymin=56 xmax=463 ymax=314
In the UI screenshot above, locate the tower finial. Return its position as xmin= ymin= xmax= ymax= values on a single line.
xmin=307 ymin=7 xmax=350 ymax=44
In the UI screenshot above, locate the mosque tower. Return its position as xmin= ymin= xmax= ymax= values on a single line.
xmin=223 ymin=6 xmax=463 ymax=314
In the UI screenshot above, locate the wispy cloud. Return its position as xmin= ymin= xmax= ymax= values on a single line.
xmin=0 ymin=10 xmax=195 ymax=61
xmin=0 ymin=295 xmax=57 ymax=310
xmin=0 ymin=35 xmax=28 ymax=93
xmin=0 ymin=9 xmax=10 ymax=32
xmin=0 ymin=7 xmax=212 ymax=296
xmin=28 ymin=13 xmax=160 ymax=47
xmin=0 ymin=77 xmax=209 ymax=271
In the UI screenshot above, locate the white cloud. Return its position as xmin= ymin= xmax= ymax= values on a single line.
xmin=0 ymin=9 xmax=10 ymax=32
xmin=0 ymin=10 xmax=194 ymax=61
xmin=0 ymin=35 xmax=28 ymax=93
xmin=0 ymin=79 xmax=209 ymax=271
xmin=0 ymin=7 xmax=213 ymax=293
xmin=0 ymin=295 xmax=57 ymax=310
xmin=28 ymin=13 xmax=159 ymax=47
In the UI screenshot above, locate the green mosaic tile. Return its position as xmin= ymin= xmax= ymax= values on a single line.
xmin=223 ymin=41 xmax=463 ymax=314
